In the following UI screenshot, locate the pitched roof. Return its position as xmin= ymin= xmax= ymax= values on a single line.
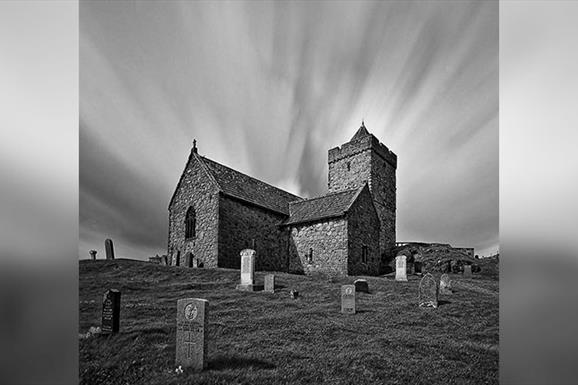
xmin=283 ymin=187 xmax=363 ymax=226
xmin=350 ymin=122 xmax=371 ymax=141
xmin=198 ymin=156 xmax=301 ymax=215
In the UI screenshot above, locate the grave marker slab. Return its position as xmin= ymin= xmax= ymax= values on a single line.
xmin=264 ymin=274 xmax=275 ymax=293
xmin=101 ymin=289 xmax=121 ymax=334
xmin=395 ymin=255 xmax=408 ymax=281
xmin=463 ymin=265 xmax=472 ymax=277
xmin=439 ymin=273 xmax=452 ymax=295
xmin=236 ymin=249 xmax=257 ymax=291
xmin=418 ymin=273 xmax=438 ymax=308
xmin=341 ymin=285 xmax=356 ymax=314
xmin=354 ymin=279 xmax=369 ymax=293
xmin=176 ymin=298 xmax=208 ymax=371
xmin=105 ymin=239 xmax=115 ymax=260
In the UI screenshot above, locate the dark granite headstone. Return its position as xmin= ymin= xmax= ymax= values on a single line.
xmin=341 ymin=285 xmax=356 ymax=314
xmin=176 ymin=298 xmax=208 ymax=371
xmin=101 ymin=289 xmax=121 ymax=334
xmin=353 ymin=279 xmax=369 ymax=293
xmin=264 ymin=274 xmax=275 ymax=293
xmin=105 ymin=239 xmax=115 ymax=260
xmin=89 ymin=250 xmax=97 ymax=261
xmin=418 ymin=273 xmax=438 ymax=308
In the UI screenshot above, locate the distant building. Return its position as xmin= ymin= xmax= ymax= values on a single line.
xmin=167 ymin=123 xmax=397 ymax=276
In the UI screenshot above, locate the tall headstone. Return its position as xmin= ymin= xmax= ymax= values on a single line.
xmin=341 ymin=285 xmax=356 ymax=314
xmin=236 ymin=249 xmax=256 ymax=291
xmin=414 ymin=261 xmax=422 ymax=274
xmin=176 ymin=298 xmax=208 ymax=371
xmin=418 ymin=274 xmax=438 ymax=308
xmin=264 ymin=274 xmax=275 ymax=293
xmin=463 ymin=265 xmax=472 ymax=277
xmin=89 ymin=250 xmax=97 ymax=261
xmin=354 ymin=279 xmax=369 ymax=293
xmin=439 ymin=273 xmax=452 ymax=295
xmin=395 ymin=255 xmax=408 ymax=281
xmin=184 ymin=252 xmax=193 ymax=268
xmin=101 ymin=289 xmax=121 ymax=334
xmin=105 ymin=239 xmax=115 ymax=260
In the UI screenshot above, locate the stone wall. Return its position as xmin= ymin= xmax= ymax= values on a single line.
xmin=288 ymin=219 xmax=348 ymax=276
xmin=347 ymin=187 xmax=381 ymax=275
xmin=218 ymin=195 xmax=287 ymax=271
xmin=369 ymin=147 xmax=396 ymax=253
xmin=168 ymin=152 xmax=220 ymax=267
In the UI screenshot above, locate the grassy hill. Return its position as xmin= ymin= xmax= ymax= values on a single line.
xmin=79 ymin=259 xmax=499 ymax=385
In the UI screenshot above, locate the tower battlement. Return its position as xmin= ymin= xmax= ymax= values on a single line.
xmin=328 ymin=134 xmax=397 ymax=168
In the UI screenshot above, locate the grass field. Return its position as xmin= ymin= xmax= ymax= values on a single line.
xmin=79 ymin=259 xmax=499 ymax=385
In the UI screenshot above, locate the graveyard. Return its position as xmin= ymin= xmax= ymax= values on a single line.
xmin=79 ymin=259 xmax=498 ymax=385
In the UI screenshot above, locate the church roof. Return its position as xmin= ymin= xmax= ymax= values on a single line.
xmin=283 ymin=186 xmax=364 ymax=226
xmin=199 ymin=156 xmax=302 ymax=215
xmin=350 ymin=121 xmax=371 ymax=141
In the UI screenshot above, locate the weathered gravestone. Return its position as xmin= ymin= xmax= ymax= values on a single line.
xmin=341 ymin=285 xmax=356 ymax=314
xmin=463 ymin=265 xmax=472 ymax=277
xmin=184 ymin=252 xmax=193 ymax=268
xmin=264 ymin=274 xmax=275 ymax=293
xmin=418 ymin=273 xmax=438 ymax=308
xmin=192 ymin=257 xmax=201 ymax=268
xmin=89 ymin=250 xmax=97 ymax=261
xmin=101 ymin=289 xmax=121 ymax=334
xmin=176 ymin=298 xmax=208 ymax=371
xmin=105 ymin=239 xmax=115 ymax=260
xmin=290 ymin=290 xmax=299 ymax=299
xmin=160 ymin=255 xmax=168 ymax=266
xmin=439 ymin=273 xmax=452 ymax=294
xmin=236 ymin=249 xmax=256 ymax=291
xmin=354 ymin=279 xmax=369 ymax=293
xmin=395 ymin=255 xmax=408 ymax=281
xmin=414 ymin=261 xmax=422 ymax=274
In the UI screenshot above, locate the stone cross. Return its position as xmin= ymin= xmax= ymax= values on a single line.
xmin=341 ymin=285 xmax=356 ymax=314
xmin=176 ymin=298 xmax=208 ymax=371
xmin=264 ymin=274 xmax=275 ymax=293
xmin=89 ymin=250 xmax=97 ymax=261
xmin=236 ymin=249 xmax=256 ymax=291
xmin=101 ymin=289 xmax=121 ymax=334
xmin=463 ymin=265 xmax=472 ymax=277
xmin=418 ymin=273 xmax=438 ymax=308
xmin=439 ymin=273 xmax=452 ymax=294
xmin=353 ymin=279 xmax=369 ymax=293
xmin=395 ymin=255 xmax=408 ymax=281
xmin=105 ymin=239 xmax=115 ymax=260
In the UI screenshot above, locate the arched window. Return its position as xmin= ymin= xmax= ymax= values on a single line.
xmin=185 ymin=206 xmax=196 ymax=239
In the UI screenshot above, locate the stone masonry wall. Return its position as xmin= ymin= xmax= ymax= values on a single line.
xmin=347 ymin=187 xmax=381 ymax=276
xmin=288 ymin=219 xmax=348 ymax=276
xmin=168 ymin=152 xmax=219 ymax=267
xmin=369 ymin=146 xmax=396 ymax=253
xmin=218 ymin=195 xmax=287 ymax=271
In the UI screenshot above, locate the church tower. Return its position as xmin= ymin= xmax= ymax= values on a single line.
xmin=327 ymin=122 xmax=397 ymax=255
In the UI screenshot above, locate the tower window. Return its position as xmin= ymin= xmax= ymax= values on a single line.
xmin=307 ymin=248 xmax=313 ymax=264
xmin=362 ymin=246 xmax=368 ymax=263
xmin=185 ymin=206 xmax=196 ymax=239
xmin=347 ymin=162 xmax=351 ymax=171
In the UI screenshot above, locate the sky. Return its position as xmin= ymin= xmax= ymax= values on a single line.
xmin=79 ymin=0 xmax=498 ymax=260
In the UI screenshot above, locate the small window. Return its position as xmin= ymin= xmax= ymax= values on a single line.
xmin=362 ymin=246 xmax=368 ymax=263
xmin=347 ymin=162 xmax=351 ymax=171
xmin=307 ymin=248 xmax=313 ymax=264
xmin=185 ymin=206 xmax=196 ymax=239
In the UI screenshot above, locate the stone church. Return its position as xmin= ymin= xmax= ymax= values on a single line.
xmin=168 ymin=123 xmax=397 ymax=276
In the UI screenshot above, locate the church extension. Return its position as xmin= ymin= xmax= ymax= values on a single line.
xmin=168 ymin=123 xmax=397 ymax=276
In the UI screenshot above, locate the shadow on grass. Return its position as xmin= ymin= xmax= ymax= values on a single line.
xmin=207 ymin=355 xmax=276 ymax=371
xmin=438 ymin=300 xmax=451 ymax=306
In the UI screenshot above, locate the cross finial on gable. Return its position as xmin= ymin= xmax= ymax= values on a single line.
xmin=193 ymin=139 xmax=197 ymax=153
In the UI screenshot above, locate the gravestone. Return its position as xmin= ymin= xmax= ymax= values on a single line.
xmin=264 ymin=274 xmax=275 ymax=293
xmin=395 ymin=255 xmax=408 ymax=281
xmin=341 ymin=285 xmax=356 ymax=314
xmin=101 ymin=289 xmax=121 ymax=334
xmin=290 ymin=290 xmax=299 ymax=299
xmin=463 ymin=265 xmax=472 ymax=277
xmin=161 ymin=255 xmax=168 ymax=266
xmin=354 ymin=279 xmax=369 ymax=293
xmin=439 ymin=273 xmax=452 ymax=294
xmin=176 ymin=298 xmax=208 ymax=371
xmin=192 ymin=258 xmax=201 ymax=268
xmin=105 ymin=239 xmax=115 ymax=260
xmin=236 ymin=249 xmax=256 ymax=291
xmin=184 ymin=252 xmax=193 ymax=268
xmin=414 ymin=261 xmax=422 ymax=274
xmin=89 ymin=250 xmax=97 ymax=261
xmin=418 ymin=273 xmax=438 ymax=308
